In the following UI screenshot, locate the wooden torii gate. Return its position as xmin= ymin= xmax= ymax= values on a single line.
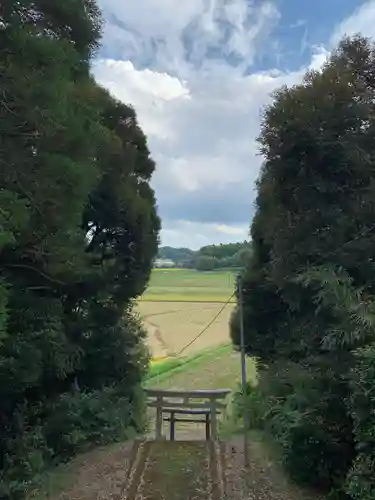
xmin=145 ymin=388 xmax=231 ymax=441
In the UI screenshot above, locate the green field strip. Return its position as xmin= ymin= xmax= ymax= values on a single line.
xmin=141 ymin=268 xmax=237 ymax=304
xmin=145 ymin=343 xmax=232 ymax=385
xmin=147 ymin=351 xmax=256 ymax=396
xmin=139 ymin=297 xmax=236 ymax=303
xmin=142 ymin=305 xmax=209 ymax=320
xmin=147 ymin=357 xmax=183 ymax=379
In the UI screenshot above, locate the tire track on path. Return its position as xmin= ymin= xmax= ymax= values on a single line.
xmin=123 ymin=440 xmax=225 ymax=500
xmin=120 ymin=441 xmax=151 ymax=500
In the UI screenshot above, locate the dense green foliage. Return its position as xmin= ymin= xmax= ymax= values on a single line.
xmin=0 ymin=2 xmax=159 ymax=498
xmin=157 ymin=242 xmax=252 ymax=270
xmin=347 ymin=343 xmax=375 ymax=500
xmin=199 ymin=242 xmax=249 ymax=260
xmin=196 ymin=242 xmax=252 ymax=270
xmin=231 ymin=36 xmax=375 ymax=499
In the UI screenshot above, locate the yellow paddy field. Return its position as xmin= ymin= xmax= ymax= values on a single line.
xmin=138 ymin=269 xmax=236 ymax=359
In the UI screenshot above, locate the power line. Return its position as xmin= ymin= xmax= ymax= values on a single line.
xmin=321 ymin=222 xmax=375 ymax=261
xmin=227 ymin=224 xmax=375 ymax=318
xmin=165 ymin=226 xmax=375 ymax=357
xmin=176 ymin=292 xmax=236 ymax=356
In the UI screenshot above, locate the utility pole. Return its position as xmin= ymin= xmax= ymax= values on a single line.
xmin=237 ymin=273 xmax=249 ymax=467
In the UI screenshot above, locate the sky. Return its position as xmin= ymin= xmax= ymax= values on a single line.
xmin=93 ymin=0 xmax=375 ymax=249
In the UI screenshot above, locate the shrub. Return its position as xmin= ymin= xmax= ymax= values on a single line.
xmin=0 ymin=385 xmax=145 ymax=499
xmin=233 ymin=381 xmax=268 ymax=430
xmin=284 ymin=401 xmax=354 ymax=495
xmin=0 ymin=424 xmax=52 ymax=500
xmin=272 ymin=363 xmax=354 ymax=496
xmin=43 ymin=386 xmax=145 ymax=460
xmin=346 ymin=343 xmax=375 ymax=500
xmin=233 ymin=361 xmax=355 ymax=497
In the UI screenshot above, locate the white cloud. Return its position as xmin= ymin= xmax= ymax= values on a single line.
xmin=308 ymin=46 xmax=330 ymax=70
xmin=160 ymin=220 xmax=248 ymax=250
xmin=94 ymin=0 xmax=375 ymax=248
xmin=215 ymin=224 xmax=247 ymax=236
xmin=290 ymin=19 xmax=306 ymax=29
xmin=92 ymin=59 xmax=190 ymax=140
xmin=93 ymin=55 xmax=300 ymax=233
xmin=98 ymin=0 xmax=280 ymax=75
xmin=330 ymin=0 xmax=375 ymax=46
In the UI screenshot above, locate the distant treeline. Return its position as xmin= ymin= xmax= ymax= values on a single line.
xmin=157 ymin=246 xmax=196 ymax=266
xmin=157 ymin=241 xmax=252 ymax=270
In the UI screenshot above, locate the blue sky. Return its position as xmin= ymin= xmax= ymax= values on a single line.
xmin=94 ymin=0 xmax=375 ymax=249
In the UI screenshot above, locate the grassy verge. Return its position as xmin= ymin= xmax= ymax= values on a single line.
xmin=147 ymin=346 xmax=256 ymax=392
xmin=28 ymin=462 xmax=78 ymax=500
xmin=145 ymin=344 xmax=232 ymax=384
xmin=148 ymin=357 xmax=182 ymax=378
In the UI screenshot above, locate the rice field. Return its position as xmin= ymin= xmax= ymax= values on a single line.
xmin=139 ymin=301 xmax=235 ymax=358
xmin=138 ymin=268 xmax=237 ymax=360
xmin=140 ymin=268 xmax=236 ymax=303
xmin=137 ymin=267 xmax=249 ymax=410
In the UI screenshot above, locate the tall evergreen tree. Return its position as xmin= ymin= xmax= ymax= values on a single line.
xmin=0 ymin=1 xmax=159 ymax=497
xmin=231 ymin=36 xmax=375 ymax=498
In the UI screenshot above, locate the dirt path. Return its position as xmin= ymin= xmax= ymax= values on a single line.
xmin=32 ymin=438 xmax=322 ymax=500
xmin=133 ymin=441 xmax=213 ymax=500
xmin=225 ymin=438 xmax=323 ymax=500
xmin=29 ymin=442 xmax=135 ymax=500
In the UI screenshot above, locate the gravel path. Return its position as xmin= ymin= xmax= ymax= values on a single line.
xmin=32 ymin=437 xmax=322 ymax=500
xmin=31 ymin=442 xmax=134 ymax=500
xmin=225 ymin=438 xmax=322 ymax=500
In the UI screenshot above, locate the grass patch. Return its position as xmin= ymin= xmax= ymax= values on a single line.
xmin=146 ymin=345 xmax=256 ymax=392
xmin=145 ymin=344 xmax=232 ymax=385
xmin=28 ymin=462 xmax=78 ymax=500
xmin=138 ymin=441 xmax=210 ymax=500
xmin=147 ymin=357 xmax=184 ymax=379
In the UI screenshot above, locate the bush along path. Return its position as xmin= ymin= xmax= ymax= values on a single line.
xmin=36 ymin=437 xmax=324 ymax=500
